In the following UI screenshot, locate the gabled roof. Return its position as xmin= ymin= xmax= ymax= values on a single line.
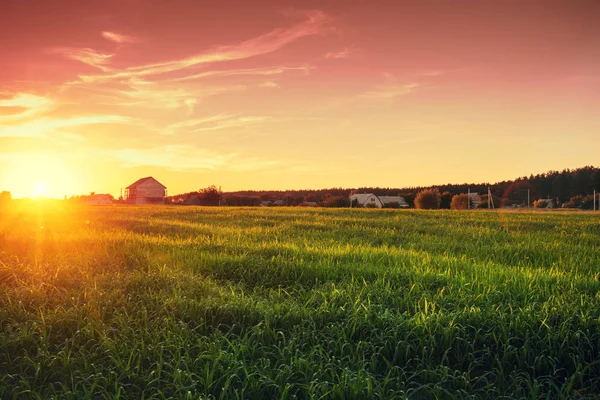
xmin=126 ymin=176 xmax=166 ymax=189
xmin=350 ymin=193 xmax=377 ymax=204
xmin=378 ymin=196 xmax=407 ymax=204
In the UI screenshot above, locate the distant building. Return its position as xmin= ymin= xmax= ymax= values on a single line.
xmin=272 ymin=200 xmax=286 ymax=206
xmin=468 ymin=193 xmax=482 ymax=208
xmin=350 ymin=193 xmax=408 ymax=208
xmin=125 ymin=177 xmax=166 ymax=205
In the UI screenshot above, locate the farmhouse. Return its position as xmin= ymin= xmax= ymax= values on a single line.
xmin=125 ymin=177 xmax=167 ymax=205
xmin=468 ymin=193 xmax=482 ymax=208
xmin=350 ymin=193 xmax=409 ymax=208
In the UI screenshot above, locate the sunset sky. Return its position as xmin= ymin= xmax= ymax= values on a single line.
xmin=1 ymin=0 xmax=599 ymax=198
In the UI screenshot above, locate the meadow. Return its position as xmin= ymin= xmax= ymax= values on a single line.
xmin=0 ymin=204 xmax=599 ymax=399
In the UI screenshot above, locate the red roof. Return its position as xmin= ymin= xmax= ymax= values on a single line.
xmin=126 ymin=176 xmax=166 ymax=189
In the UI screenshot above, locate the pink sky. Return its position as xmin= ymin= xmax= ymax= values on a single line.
xmin=1 ymin=0 xmax=599 ymax=198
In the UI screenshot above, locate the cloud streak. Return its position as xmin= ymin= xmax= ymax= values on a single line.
xmin=102 ymin=31 xmax=137 ymax=44
xmin=77 ymin=10 xmax=330 ymax=83
xmin=0 ymin=115 xmax=128 ymax=139
xmin=0 ymin=93 xmax=54 ymax=121
xmin=325 ymin=46 xmax=358 ymax=59
xmin=171 ymin=65 xmax=312 ymax=82
xmin=52 ymin=47 xmax=114 ymax=71
xmin=359 ymin=83 xmax=420 ymax=99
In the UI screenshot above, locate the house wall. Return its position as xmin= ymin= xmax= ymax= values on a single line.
xmin=127 ymin=180 xmax=166 ymax=204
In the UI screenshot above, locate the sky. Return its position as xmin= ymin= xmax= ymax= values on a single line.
xmin=1 ymin=0 xmax=599 ymax=198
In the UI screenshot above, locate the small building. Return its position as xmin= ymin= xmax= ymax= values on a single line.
xmin=468 ymin=193 xmax=482 ymax=208
xmin=350 ymin=193 xmax=408 ymax=208
xmin=272 ymin=200 xmax=286 ymax=206
xmin=377 ymin=196 xmax=409 ymax=208
xmin=125 ymin=177 xmax=166 ymax=205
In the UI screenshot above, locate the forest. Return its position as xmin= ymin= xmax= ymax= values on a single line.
xmin=166 ymin=166 xmax=600 ymax=209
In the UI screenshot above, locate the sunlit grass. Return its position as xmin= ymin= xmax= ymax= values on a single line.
xmin=0 ymin=205 xmax=599 ymax=398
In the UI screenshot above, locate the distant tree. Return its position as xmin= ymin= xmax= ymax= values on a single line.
xmin=322 ymin=194 xmax=349 ymax=208
xmin=440 ymin=191 xmax=453 ymax=209
xmin=415 ymin=189 xmax=440 ymax=210
xmin=198 ymin=185 xmax=222 ymax=206
xmin=580 ymin=194 xmax=596 ymax=210
xmin=533 ymin=199 xmax=550 ymax=208
xmin=0 ymin=191 xmax=11 ymax=206
xmin=563 ymin=195 xmax=584 ymax=209
xmin=398 ymin=192 xmax=415 ymax=208
xmin=592 ymin=170 xmax=600 ymax=192
xmin=477 ymin=194 xmax=501 ymax=209
xmin=450 ymin=193 xmax=469 ymax=210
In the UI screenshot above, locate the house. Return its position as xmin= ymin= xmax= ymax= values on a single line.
xmin=350 ymin=193 xmax=408 ymax=208
xmin=272 ymin=200 xmax=286 ymax=206
xmin=83 ymin=193 xmax=113 ymax=205
xmin=377 ymin=196 xmax=409 ymax=208
xmin=260 ymin=200 xmax=273 ymax=207
xmin=468 ymin=193 xmax=482 ymax=208
xmin=125 ymin=177 xmax=166 ymax=205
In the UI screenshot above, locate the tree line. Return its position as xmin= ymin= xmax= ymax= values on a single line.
xmin=164 ymin=166 xmax=600 ymax=209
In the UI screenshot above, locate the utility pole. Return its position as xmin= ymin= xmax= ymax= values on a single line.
xmin=527 ymin=189 xmax=530 ymax=209
xmin=467 ymin=188 xmax=470 ymax=210
xmin=488 ymin=187 xmax=495 ymax=209
xmin=594 ymin=189 xmax=597 ymax=211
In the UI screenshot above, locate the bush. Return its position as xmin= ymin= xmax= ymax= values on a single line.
xmin=384 ymin=201 xmax=400 ymax=209
xmin=440 ymin=191 xmax=453 ymax=209
xmin=415 ymin=189 xmax=441 ymax=210
xmin=477 ymin=194 xmax=501 ymax=209
xmin=533 ymin=199 xmax=550 ymax=208
xmin=563 ymin=194 xmax=596 ymax=209
xmin=451 ymin=194 xmax=469 ymax=210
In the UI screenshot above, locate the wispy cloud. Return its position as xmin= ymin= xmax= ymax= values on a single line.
xmin=359 ymin=83 xmax=420 ymax=99
xmin=171 ymin=65 xmax=312 ymax=82
xmin=0 ymin=93 xmax=54 ymax=121
xmin=102 ymin=31 xmax=137 ymax=44
xmin=111 ymin=145 xmax=232 ymax=170
xmin=191 ymin=116 xmax=269 ymax=132
xmin=52 ymin=47 xmax=114 ymax=71
xmin=110 ymin=144 xmax=284 ymax=173
xmin=163 ymin=114 xmax=241 ymax=135
xmin=107 ymin=79 xmax=247 ymax=111
xmin=77 ymin=10 xmax=330 ymax=83
xmin=325 ymin=46 xmax=358 ymax=59
xmin=259 ymin=81 xmax=279 ymax=88
xmin=0 ymin=115 xmax=127 ymax=139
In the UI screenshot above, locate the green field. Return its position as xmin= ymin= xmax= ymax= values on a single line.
xmin=1 ymin=205 xmax=599 ymax=399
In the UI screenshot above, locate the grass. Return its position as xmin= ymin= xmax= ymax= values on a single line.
xmin=1 ymin=204 xmax=599 ymax=399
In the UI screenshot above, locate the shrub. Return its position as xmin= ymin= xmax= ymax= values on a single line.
xmin=533 ymin=199 xmax=550 ymax=208
xmin=415 ymin=189 xmax=441 ymax=210
xmin=440 ymin=191 xmax=453 ymax=209
xmin=477 ymin=194 xmax=501 ymax=209
xmin=451 ymin=194 xmax=469 ymax=210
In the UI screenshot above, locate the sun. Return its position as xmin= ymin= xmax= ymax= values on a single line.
xmin=34 ymin=182 xmax=47 ymax=197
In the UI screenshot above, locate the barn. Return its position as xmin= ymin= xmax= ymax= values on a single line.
xmin=125 ymin=177 xmax=167 ymax=205
xmin=350 ymin=193 xmax=409 ymax=208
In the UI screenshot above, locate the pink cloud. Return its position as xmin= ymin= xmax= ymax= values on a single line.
xmin=102 ymin=31 xmax=137 ymax=44
xmin=78 ymin=10 xmax=330 ymax=83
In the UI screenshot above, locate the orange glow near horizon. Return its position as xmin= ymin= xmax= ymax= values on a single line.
xmin=1 ymin=1 xmax=599 ymax=197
